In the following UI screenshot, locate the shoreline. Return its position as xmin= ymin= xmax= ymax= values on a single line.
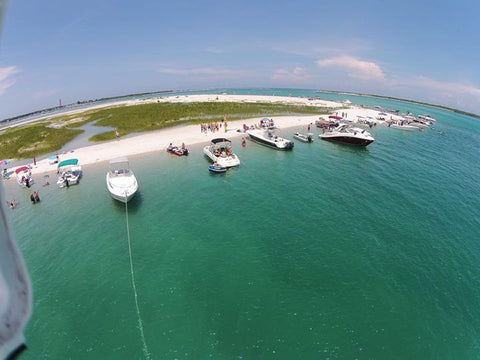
xmin=2 ymin=94 xmax=403 ymax=178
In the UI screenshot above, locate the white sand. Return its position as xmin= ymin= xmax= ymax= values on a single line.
xmin=4 ymin=94 xmax=405 ymax=176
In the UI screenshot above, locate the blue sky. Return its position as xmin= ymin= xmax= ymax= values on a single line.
xmin=1 ymin=0 xmax=479 ymax=119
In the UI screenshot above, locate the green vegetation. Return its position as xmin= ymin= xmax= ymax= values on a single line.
xmin=1 ymin=101 xmax=331 ymax=159
xmin=0 ymin=123 xmax=83 ymax=159
xmin=88 ymin=102 xmax=331 ymax=141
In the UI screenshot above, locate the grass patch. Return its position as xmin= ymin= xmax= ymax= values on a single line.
xmin=1 ymin=101 xmax=332 ymax=157
xmin=0 ymin=124 xmax=83 ymax=159
xmin=88 ymin=102 xmax=331 ymax=141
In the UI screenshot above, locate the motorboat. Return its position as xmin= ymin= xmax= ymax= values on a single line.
xmin=106 ymin=157 xmax=138 ymax=203
xmin=319 ymin=124 xmax=374 ymax=146
xmin=315 ymin=117 xmax=338 ymax=129
xmin=56 ymin=158 xmax=82 ymax=188
xmin=167 ymin=144 xmax=189 ymax=156
xmin=203 ymin=138 xmax=240 ymax=167
xmin=293 ymin=132 xmax=314 ymax=143
xmin=409 ymin=120 xmax=431 ymax=129
xmin=389 ymin=122 xmax=418 ymax=131
xmin=246 ymin=129 xmax=294 ymax=150
xmin=14 ymin=166 xmax=34 ymax=188
xmin=418 ymin=114 xmax=437 ymax=123
xmin=208 ymin=164 xmax=227 ymax=174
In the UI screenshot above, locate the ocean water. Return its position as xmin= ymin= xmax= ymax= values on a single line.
xmin=4 ymin=90 xmax=480 ymax=359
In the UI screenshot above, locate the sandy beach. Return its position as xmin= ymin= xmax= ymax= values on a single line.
xmin=4 ymin=94 xmax=405 ymax=177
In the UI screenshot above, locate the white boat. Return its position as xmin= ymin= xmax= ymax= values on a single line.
xmin=14 ymin=166 xmax=34 ymax=188
xmin=293 ymin=132 xmax=314 ymax=143
xmin=409 ymin=120 xmax=431 ymax=128
xmin=389 ymin=123 xmax=418 ymax=131
xmin=203 ymin=138 xmax=240 ymax=168
xmin=56 ymin=158 xmax=82 ymax=188
xmin=106 ymin=157 xmax=138 ymax=203
xmin=246 ymin=129 xmax=294 ymax=150
xmin=418 ymin=114 xmax=437 ymax=123
xmin=319 ymin=124 xmax=374 ymax=146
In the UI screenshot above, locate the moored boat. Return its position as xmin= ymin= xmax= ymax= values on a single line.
xmin=106 ymin=157 xmax=138 ymax=203
xmin=56 ymin=158 xmax=82 ymax=188
xmin=167 ymin=144 xmax=189 ymax=156
xmin=389 ymin=123 xmax=418 ymax=131
xmin=203 ymin=138 xmax=240 ymax=167
xmin=319 ymin=124 xmax=374 ymax=146
xmin=246 ymin=129 xmax=294 ymax=150
xmin=208 ymin=164 xmax=227 ymax=174
xmin=293 ymin=132 xmax=314 ymax=143
xmin=418 ymin=114 xmax=437 ymax=123
xmin=14 ymin=166 xmax=34 ymax=188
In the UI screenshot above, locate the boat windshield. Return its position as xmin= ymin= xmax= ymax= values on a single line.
xmin=110 ymin=168 xmax=131 ymax=176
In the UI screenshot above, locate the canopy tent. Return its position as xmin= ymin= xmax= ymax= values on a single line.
xmin=15 ymin=166 xmax=30 ymax=174
xmin=58 ymin=159 xmax=79 ymax=168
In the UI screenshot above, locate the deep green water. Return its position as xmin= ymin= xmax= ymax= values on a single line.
xmin=4 ymin=91 xmax=480 ymax=359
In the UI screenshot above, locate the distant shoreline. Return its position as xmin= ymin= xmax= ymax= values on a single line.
xmin=2 ymin=88 xmax=479 ymax=124
xmin=315 ymin=90 xmax=480 ymax=119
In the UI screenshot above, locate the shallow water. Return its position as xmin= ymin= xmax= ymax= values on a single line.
xmin=4 ymin=90 xmax=480 ymax=359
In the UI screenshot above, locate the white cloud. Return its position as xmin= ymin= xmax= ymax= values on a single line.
xmin=316 ymin=56 xmax=385 ymax=81
xmin=271 ymin=66 xmax=309 ymax=83
xmin=410 ymin=76 xmax=480 ymax=98
xmin=157 ymin=67 xmax=250 ymax=78
xmin=388 ymin=75 xmax=480 ymax=113
xmin=0 ymin=66 xmax=20 ymax=95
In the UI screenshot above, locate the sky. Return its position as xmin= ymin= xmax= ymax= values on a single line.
xmin=0 ymin=0 xmax=479 ymax=119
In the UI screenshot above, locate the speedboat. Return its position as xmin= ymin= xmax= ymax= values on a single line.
xmin=418 ymin=114 xmax=437 ymax=123
xmin=246 ymin=129 xmax=294 ymax=150
xmin=106 ymin=157 xmax=138 ymax=203
xmin=167 ymin=144 xmax=189 ymax=156
xmin=208 ymin=164 xmax=227 ymax=174
xmin=56 ymin=158 xmax=82 ymax=187
xmin=203 ymin=138 xmax=240 ymax=167
xmin=14 ymin=166 xmax=34 ymax=188
xmin=293 ymin=132 xmax=314 ymax=143
xmin=389 ymin=123 xmax=417 ymax=131
xmin=319 ymin=124 xmax=374 ymax=146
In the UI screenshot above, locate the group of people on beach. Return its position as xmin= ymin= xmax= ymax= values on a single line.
xmin=200 ymin=120 xmax=228 ymax=134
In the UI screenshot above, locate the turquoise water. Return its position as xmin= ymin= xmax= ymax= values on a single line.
xmin=4 ymin=90 xmax=480 ymax=359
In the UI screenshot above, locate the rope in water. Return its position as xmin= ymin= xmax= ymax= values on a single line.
xmin=124 ymin=195 xmax=150 ymax=359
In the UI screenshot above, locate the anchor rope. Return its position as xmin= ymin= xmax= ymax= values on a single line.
xmin=124 ymin=194 xmax=150 ymax=359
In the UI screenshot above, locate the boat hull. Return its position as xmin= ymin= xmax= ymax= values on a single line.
xmin=293 ymin=133 xmax=314 ymax=143
xmin=208 ymin=165 xmax=227 ymax=173
xmin=320 ymin=135 xmax=374 ymax=146
xmin=247 ymin=131 xmax=294 ymax=150
xmin=106 ymin=174 xmax=138 ymax=203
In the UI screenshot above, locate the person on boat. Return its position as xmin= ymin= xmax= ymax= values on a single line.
xmin=25 ymin=178 xmax=30 ymax=188
xmin=181 ymin=142 xmax=185 ymax=149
